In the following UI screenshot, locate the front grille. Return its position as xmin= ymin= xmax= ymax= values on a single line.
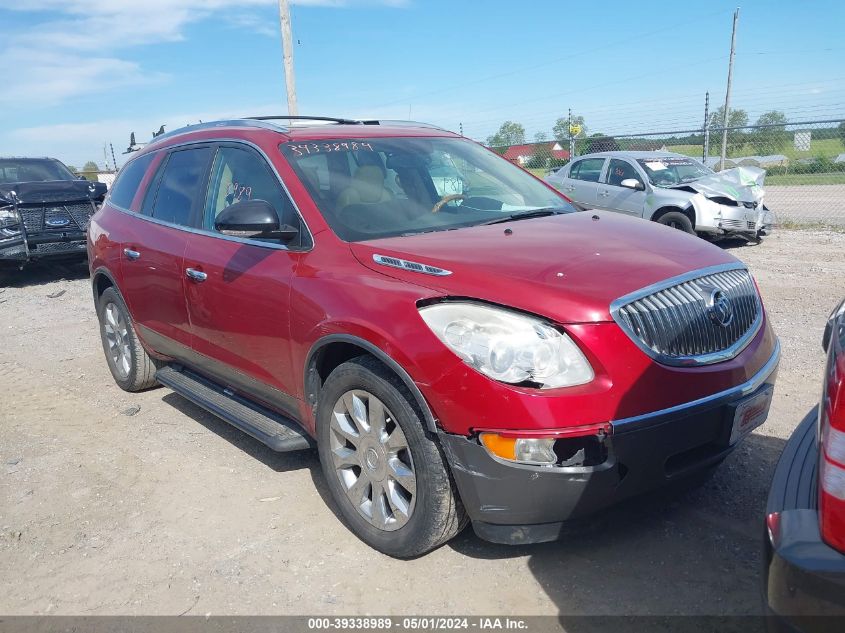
xmin=719 ymin=218 xmax=756 ymax=231
xmin=612 ymin=266 xmax=762 ymax=366
xmin=16 ymin=202 xmax=94 ymax=233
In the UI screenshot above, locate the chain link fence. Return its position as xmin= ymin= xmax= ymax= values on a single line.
xmin=490 ymin=118 xmax=845 ymax=227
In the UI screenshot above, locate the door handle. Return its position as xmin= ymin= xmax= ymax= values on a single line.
xmin=123 ymin=248 xmax=140 ymax=260
xmin=185 ymin=268 xmax=207 ymax=282
xmin=598 ymin=190 xmax=610 ymax=197
xmin=564 ymin=186 xmax=575 ymax=192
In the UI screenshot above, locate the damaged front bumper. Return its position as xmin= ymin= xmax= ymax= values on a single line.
xmin=440 ymin=342 xmax=780 ymax=545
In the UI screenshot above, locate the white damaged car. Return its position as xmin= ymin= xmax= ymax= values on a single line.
xmin=545 ymin=151 xmax=774 ymax=241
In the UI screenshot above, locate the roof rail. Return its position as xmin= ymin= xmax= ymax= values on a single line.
xmin=248 ymin=115 xmax=362 ymax=125
xmin=359 ymin=119 xmax=451 ymax=132
xmin=141 ymin=116 xmax=454 ymax=150
xmin=144 ymin=119 xmax=291 ymax=147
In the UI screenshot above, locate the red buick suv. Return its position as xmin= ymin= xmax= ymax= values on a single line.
xmin=88 ymin=117 xmax=780 ymax=557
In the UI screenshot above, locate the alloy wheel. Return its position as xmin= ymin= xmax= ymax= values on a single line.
xmin=103 ymin=302 xmax=131 ymax=379
xmin=329 ymin=389 xmax=417 ymax=531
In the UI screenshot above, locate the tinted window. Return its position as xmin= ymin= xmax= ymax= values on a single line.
xmin=109 ymin=154 xmax=154 ymax=210
xmin=569 ymin=158 xmax=604 ymax=182
xmin=150 ymin=148 xmax=212 ymax=226
xmin=606 ymin=159 xmax=643 ymax=187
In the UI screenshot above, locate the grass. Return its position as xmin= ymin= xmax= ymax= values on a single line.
xmin=765 ymin=172 xmax=845 ymax=186
xmin=667 ymin=137 xmax=845 ymax=162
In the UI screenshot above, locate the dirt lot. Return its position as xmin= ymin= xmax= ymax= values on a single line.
xmin=2 ymin=228 xmax=845 ymax=617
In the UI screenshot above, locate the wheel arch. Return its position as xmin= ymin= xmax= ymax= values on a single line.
xmin=91 ymin=266 xmax=120 ymax=303
xmin=305 ymin=334 xmax=438 ymax=434
xmin=651 ymin=205 xmax=696 ymax=227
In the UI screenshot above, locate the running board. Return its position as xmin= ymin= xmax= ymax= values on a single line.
xmin=155 ymin=366 xmax=312 ymax=452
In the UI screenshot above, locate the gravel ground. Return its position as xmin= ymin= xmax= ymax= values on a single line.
xmin=1 ymin=228 xmax=844 ymax=617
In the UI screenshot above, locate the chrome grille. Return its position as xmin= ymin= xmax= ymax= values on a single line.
xmin=611 ymin=266 xmax=762 ymax=366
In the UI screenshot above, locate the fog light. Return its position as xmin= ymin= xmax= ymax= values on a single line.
xmin=480 ymin=433 xmax=556 ymax=466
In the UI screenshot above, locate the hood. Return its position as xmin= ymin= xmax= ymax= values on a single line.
xmin=0 ymin=179 xmax=103 ymax=205
xmin=671 ymin=166 xmax=765 ymax=204
xmin=350 ymin=211 xmax=738 ymax=324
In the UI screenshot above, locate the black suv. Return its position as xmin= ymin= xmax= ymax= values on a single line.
xmin=0 ymin=157 xmax=107 ymax=269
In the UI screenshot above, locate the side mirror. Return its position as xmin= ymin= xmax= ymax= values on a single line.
xmin=620 ymin=178 xmax=644 ymax=191
xmin=214 ymin=199 xmax=299 ymax=242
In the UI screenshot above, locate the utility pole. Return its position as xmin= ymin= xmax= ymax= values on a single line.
xmin=719 ymin=8 xmax=739 ymax=171
xmin=702 ymin=91 xmax=710 ymax=164
xmin=278 ymin=0 xmax=298 ymax=115
xmin=110 ymin=144 xmax=118 ymax=172
xmin=568 ymin=108 xmax=574 ymax=159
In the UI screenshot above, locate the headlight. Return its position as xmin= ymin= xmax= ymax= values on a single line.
xmin=0 ymin=206 xmax=20 ymax=237
xmin=418 ymin=302 xmax=594 ymax=388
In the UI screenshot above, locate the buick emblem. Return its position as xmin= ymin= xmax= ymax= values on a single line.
xmin=704 ymin=287 xmax=734 ymax=327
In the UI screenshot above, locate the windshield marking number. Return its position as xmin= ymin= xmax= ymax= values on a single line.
xmin=287 ymin=142 xmax=373 ymax=157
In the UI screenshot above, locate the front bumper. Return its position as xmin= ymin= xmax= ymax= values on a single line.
xmin=0 ymin=232 xmax=88 ymax=263
xmin=440 ymin=341 xmax=780 ymax=545
xmin=763 ymin=410 xmax=845 ymax=629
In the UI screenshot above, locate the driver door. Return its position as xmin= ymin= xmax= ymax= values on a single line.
xmin=595 ymin=158 xmax=647 ymax=217
xmin=182 ymin=143 xmax=308 ymax=415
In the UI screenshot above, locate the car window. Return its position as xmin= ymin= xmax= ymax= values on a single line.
xmin=569 ymin=158 xmax=604 ymax=183
xmin=204 ymin=146 xmax=306 ymax=247
xmin=280 ymin=137 xmax=573 ymax=242
xmin=636 ymin=157 xmax=712 ymax=187
xmin=605 ymin=159 xmax=643 ymax=188
xmin=148 ymin=147 xmax=212 ymax=226
xmin=0 ymin=158 xmax=75 ymax=183
xmin=109 ymin=154 xmax=155 ymax=210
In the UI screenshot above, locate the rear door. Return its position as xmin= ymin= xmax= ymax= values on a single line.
xmin=182 ymin=143 xmax=310 ymax=416
xmin=119 ymin=145 xmax=213 ymax=355
xmin=558 ymin=157 xmax=605 ymax=210
xmin=596 ymin=158 xmax=647 ymax=217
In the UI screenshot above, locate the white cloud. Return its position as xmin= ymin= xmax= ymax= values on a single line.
xmin=0 ymin=0 xmax=409 ymax=105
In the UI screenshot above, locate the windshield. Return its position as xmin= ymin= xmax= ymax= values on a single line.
xmin=280 ymin=137 xmax=573 ymax=241
xmin=635 ymin=157 xmax=712 ymax=187
xmin=0 ymin=158 xmax=76 ymax=184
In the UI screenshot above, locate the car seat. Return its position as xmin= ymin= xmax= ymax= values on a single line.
xmin=336 ymin=165 xmax=393 ymax=211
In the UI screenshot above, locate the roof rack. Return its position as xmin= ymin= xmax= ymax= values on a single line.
xmin=358 ymin=120 xmax=450 ymax=132
xmin=143 ymin=116 xmax=455 ymax=149
xmin=143 ymin=119 xmax=292 ymax=147
xmin=248 ymin=115 xmax=362 ymax=125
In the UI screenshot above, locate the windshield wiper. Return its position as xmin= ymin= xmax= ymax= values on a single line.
xmin=480 ymin=208 xmax=567 ymax=226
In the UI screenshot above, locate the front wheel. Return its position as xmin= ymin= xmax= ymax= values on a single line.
xmin=317 ymin=356 xmax=467 ymax=557
xmin=656 ymin=211 xmax=695 ymax=234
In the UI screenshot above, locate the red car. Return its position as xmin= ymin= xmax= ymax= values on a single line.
xmin=88 ymin=117 xmax=780 ymax=557
xmin=764 ymin=298 xmax=845 ymax=626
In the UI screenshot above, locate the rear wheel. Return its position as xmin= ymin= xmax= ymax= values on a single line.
xmin=656 ymin=210 xmax=695 ymax=235
xmin=317 ymin=356 xmax=466 ymax=557
xmin=96 ymin=287 xmax=160 ymax=391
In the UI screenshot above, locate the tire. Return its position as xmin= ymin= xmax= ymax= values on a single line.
xmin=656 ymin=210 xmax=695 ymax=235
xmin=96 ymin=286 xmax=161 ymax=392
xmin=316 ymin=356 xmax=467 ymax=558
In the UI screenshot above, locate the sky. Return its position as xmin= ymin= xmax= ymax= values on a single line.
xmin=1 ymin=0 xmax=843 ymax=168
